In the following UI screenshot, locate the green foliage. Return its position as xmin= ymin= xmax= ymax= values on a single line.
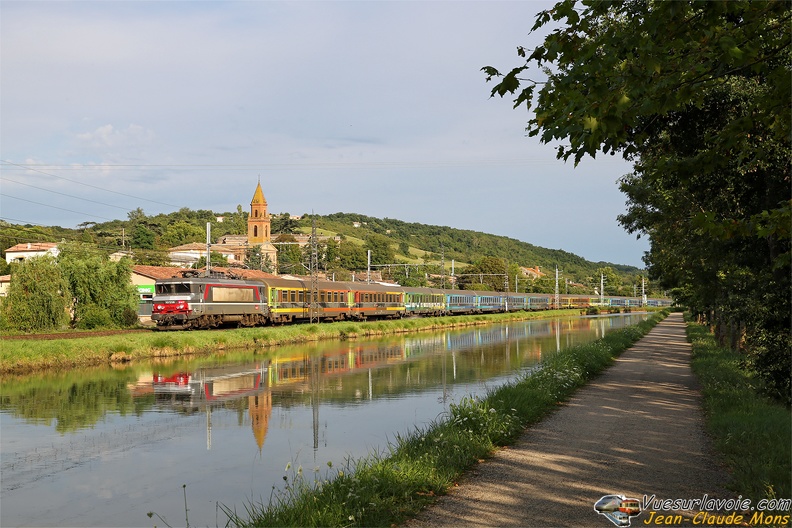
xmin=57 ymin=242 xmax=139 ymax=329
xmin=192 ymin=251 xmax=229 ymax=270
xmin=274 ymin=234 xmax=303 ymax=274
xmin=4 ymin=256 xmax=70 ymax=332
xmin=75 ymin=305 xmax=114 ymax=330
xmin=486 ymin=0 xmax=791 ymax=402
xmin=161 ymin=220 xmax=205 ymax=248
xmin=485 ymin=0 xmax=790 ymax=164
xmin=271 ymin=213 xmax=301 ymax=234
xmin=687 ymin=319 xmax=791 ymax=498
xmin=317 ymin=212 xmax=641 ymax=289
xmin=363 ymin=233 xmax=395 ymax=265
xmin=130 ymin=224 xmax=156 ymax=249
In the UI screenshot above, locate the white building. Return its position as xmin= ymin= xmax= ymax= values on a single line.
xmin=4 ymin=242 xmax=60 ymax=264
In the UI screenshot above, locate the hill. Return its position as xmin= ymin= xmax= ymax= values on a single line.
xmin=0 ymin=209 xmax=652 ymax=295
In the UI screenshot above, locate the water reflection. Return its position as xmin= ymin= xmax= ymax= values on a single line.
xmin=0 ymin=314 xmax=647 ymax=528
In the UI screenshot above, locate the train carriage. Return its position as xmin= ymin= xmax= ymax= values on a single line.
xmin=446 ymin=291 xmax=479 ymax=314
xmin=152 ymin=271 xmax=672 ymax=330
xmin=403 ymin=287 xmax=446 ymax=316
xmin=349 ymin=282 xmax=405 ymax=320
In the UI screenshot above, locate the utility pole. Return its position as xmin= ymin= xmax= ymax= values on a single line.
xmin=440 ymin=243 xmax=445 ymax=289
xmin=600 ymin=273 xmax=605 ymax=306
xmin=503 ymin=259 xmax=509 ymax=311
xmin=642 ymin=276 xmax=647 ymax=307
xmin=310 ymin=217 xmax=319 ymax=323
xmin=554 ymin=266 xmax=560 ymax=309
xmin=367 ymin=250 xmax=371 ymax=283
xmin=205 ymin=222 xmax=212 ymax=277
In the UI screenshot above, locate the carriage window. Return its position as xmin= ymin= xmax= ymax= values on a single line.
xmin=290 ymin=290 xmax=296 ymax=303
xmin=298 ymin=290 xmax=304 ymax=303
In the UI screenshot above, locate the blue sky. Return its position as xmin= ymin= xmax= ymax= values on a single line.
xmin=0 ymin=1 xmax=649 ymax=267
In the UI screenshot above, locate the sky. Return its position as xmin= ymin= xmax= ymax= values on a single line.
xmin=0 ymin=1 xmax=650 ymax=268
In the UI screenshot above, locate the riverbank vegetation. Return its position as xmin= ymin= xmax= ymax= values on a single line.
xmin=224 ymin=311 xmax=667 ymax=528
xmin=0 ymin=309 xmax=589 ymax=375
xmin=687 ymin=318 xmax=791 ymax=500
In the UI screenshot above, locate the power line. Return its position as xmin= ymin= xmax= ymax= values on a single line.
xmin=3 ymin=194 xmax=117 ymax=222
xmin=0 ymin=160 xmax=181 ymax=209
xmin=1 ymin=177 xmax=133 ymax=212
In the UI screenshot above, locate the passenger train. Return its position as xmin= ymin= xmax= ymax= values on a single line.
xmin=151 ymin=273 xmax=672 ymax=330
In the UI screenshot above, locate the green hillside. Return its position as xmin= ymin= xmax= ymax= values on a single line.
xmin=0 ymin=209 xmax=656 ymax=296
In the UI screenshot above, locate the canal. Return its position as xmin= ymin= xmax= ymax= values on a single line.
xmin=1 ymin=313 xmax=648 ymax=527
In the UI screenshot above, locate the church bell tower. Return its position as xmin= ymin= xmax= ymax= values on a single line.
xmin=247 ymin=180 xmax=271 ymax=244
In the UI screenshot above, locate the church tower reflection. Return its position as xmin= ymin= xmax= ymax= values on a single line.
xmin=249 ymin=391 xmax=272 ymax=451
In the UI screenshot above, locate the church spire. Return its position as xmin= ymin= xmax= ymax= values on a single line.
xmin=248 ymin=179 xmax=270 ymax=243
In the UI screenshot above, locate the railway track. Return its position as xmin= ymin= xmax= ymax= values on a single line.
xmin=1 ymin=328 xmax=154 ymax=341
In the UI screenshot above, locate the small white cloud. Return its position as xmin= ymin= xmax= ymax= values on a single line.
xmin=77 ymin=123 xmax=155 ymax=148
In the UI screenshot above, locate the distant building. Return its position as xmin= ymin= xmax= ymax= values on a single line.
xmin=0 ymin=275 xmax=9 ymax=297
xmin=520 ymin=266 xmax=546 ymax=279
xmin=4 ymin=242 xmax=59 ymax=264
xmin=167 ymin=243 xmax=238 ymax=268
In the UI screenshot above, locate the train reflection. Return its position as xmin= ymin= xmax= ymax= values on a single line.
xmin=137 ymin=315 xmax=636 ymax=451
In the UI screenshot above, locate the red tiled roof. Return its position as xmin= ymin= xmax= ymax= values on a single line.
xmin=132 ymin=265 xmax=186 ymax=280
xmin=5 ymin=242 xmax=58 ymax=253
xmin=192 ymin=267 xmax=279 ymax=280
xmin=168 ymin=243 xmax=209 ymax=251
xmin=134 ymin=265 xmax=279 ymax=281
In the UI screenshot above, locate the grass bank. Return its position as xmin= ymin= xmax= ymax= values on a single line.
xmin=0 ymin=309 xmax=591 ymax=375
xmin=686 ymin=317 xmax=791 ymax=500
xmin=225 ymin=311 xmax=668 ymax=528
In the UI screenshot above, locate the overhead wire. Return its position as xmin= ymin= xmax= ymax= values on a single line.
xmin=1 ymin=177 xmax=134 ymax=212
xmin=3 ymin=194 xmax=117 ymax=222
xmin=0 ymin=160 xmax=181 ymax=209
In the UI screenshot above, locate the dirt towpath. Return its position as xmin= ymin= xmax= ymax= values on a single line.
xmin=406 ymin=312 xmax=731 ymax=527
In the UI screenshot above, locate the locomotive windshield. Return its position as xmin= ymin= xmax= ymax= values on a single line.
xmin=156 ymin=283 xmax=192 ymax=295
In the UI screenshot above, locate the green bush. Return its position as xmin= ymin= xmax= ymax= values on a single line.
xmin=76 ymin=305 xmax=114 ymax=330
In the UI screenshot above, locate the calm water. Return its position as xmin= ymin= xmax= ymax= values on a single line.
xmin=1 ymin=314 xmax=647 ymax=527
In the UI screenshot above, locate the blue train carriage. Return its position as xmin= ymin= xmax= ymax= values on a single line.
xmin=445 ymin=290 xmax=480 ymax=314
xmin=608 ymin=296 xmax=643 ymax=308
xmin=152 ymin=276 xmax=268 ymax=329
xmin=505 ymin=292 xmax=550 ymax=311
xmin=526 ymin=294 xmax=552 ymax=310
xmin=402 ymin=287 xmax=446 ymax=317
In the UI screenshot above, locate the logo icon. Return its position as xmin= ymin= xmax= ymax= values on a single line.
xmin=594 ymin=495 xmax=642 ymax=526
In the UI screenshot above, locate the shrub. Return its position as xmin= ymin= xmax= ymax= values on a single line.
xmin=76 ymin=305 xmax=114 ymax=330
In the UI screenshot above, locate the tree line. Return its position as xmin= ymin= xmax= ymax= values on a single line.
xmin=484 ymin=0 xmax=790 ymax=402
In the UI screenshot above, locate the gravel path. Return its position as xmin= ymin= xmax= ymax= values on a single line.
xmin=406 ymin=313 xmax=731 ymax=527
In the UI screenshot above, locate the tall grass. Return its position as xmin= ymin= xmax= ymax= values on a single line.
xmin=226 ymin=312 xmax=666 ymax=527
xmin=686 ymin=318 xmax=791 ymax=500
xmin=0 ymin=309 xmax=590 ymax=375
